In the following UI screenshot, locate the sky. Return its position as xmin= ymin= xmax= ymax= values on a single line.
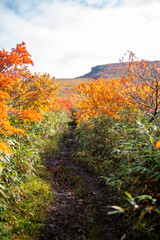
xmin=0 ymin=0 xmax=160 ymax=78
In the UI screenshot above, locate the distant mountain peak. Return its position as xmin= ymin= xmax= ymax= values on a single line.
xmin=77 ymin=61 xmax=160 ymax=80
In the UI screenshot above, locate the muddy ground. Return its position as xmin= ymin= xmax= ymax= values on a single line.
xmin=38 ymin=132 xmax=127 ymax=240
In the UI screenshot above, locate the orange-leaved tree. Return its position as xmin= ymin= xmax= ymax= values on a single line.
xmin=9 ymin=68 xmax=58 ymax=121
xmin=111 ymin=52 xmax=160 ymax=122
xmin=73 ymin=53 xmax=160 ymax=123
xmin=0 ymin=42 xmax=33 ymax=135
xmin=0 ymin=42 xmax=58 ymax=136
xmin=73 ymin=78 xmax=129 ymax=122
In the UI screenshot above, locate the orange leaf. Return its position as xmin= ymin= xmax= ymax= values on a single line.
xmin=155 ymin=140 xmax=160 ymax=149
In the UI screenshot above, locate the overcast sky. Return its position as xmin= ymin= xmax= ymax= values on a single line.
xmin=0 ymin=0 xmax=160 ymax=78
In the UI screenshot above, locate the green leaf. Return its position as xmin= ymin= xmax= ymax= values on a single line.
xmin=149 ymin=136 xmax=154 ymax=145
xmin=0 ymin=189 xmax=7 ymax=199
xmin=108 ymin=210 xmax=123 ymax=215
xmin=136 ymin=195 xmax=156 ymax=203
xmin=125 ymin=192 xmax=134 ymax=201
xmin=0 ymin=184 xmax=5 ymax=190
xmin=125 ymin=192 xmax=139 ymax=208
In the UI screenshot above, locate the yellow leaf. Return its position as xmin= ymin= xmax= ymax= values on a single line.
xmin=0 ymin=141 xmax=13 ymax=155
xmin=109 ymin=205 xmax=124 ymax=212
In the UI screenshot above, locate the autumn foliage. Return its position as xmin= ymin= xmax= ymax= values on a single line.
xmin=0 ymin=42 xmax=67 ymax=238
xmin=0 ymin=42 xmax=33 ymax=135
xmin=0 ymin=42 xmax=58 ymax=153
xmin=112 ymin=52 xmax=160 ymax=122
xmin=73 ymin=53 xmax=160 ymax=123
xmin=55 ymin=98 xmax=73 ymax=112
xmin=73 ymin=53 xmax=160 ymax=239
xmin=73 ymin=78 xmax=129 ymax=121
xmin=0 ymin=43 xmax=159 ymax=238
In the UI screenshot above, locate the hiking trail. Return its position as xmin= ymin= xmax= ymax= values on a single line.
xmin=38 ymin=129 xmax=125 ymax=240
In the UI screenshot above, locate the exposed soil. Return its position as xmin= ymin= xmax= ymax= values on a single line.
xmin=38 ymin=129 xmax=126 ymax=240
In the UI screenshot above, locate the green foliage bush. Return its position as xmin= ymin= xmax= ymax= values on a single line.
xmin=0 ymin=111 xmax=69 ymax=239
xmin=74 ymin=114 xmax=160 ymax=239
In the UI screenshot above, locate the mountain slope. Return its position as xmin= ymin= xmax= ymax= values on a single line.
xmin=77 ymin=61 xmax=160 ymax=80
xmin=55 ymin=61 xmax=160 ymax=98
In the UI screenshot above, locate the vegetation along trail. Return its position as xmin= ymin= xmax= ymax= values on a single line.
xmin=38 ymin=122 xmax=124 ymax=240
xmin=1 ymin=43 xmax=160 ymax=239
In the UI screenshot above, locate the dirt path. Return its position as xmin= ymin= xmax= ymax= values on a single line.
xmin=38 ymin=132 xmax=125 ymax=240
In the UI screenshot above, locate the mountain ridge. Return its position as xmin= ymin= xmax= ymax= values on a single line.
xmin=76 ymin=61 xmax=160 ymax=80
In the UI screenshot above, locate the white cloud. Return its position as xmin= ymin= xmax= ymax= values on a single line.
xmin=0 ymin=0 xmax=160 ymax=78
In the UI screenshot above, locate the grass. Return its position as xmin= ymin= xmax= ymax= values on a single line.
xmin=0 ymin=111 xmax=70 ymax=239
xmin=73 ymin=114 xmax=160 ymax=239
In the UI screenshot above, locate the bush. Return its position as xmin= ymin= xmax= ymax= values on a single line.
xmin=74 ymin=113 xmax=160 ymax=239
xmin=0 ymin=111 xmax=69 ymax=239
